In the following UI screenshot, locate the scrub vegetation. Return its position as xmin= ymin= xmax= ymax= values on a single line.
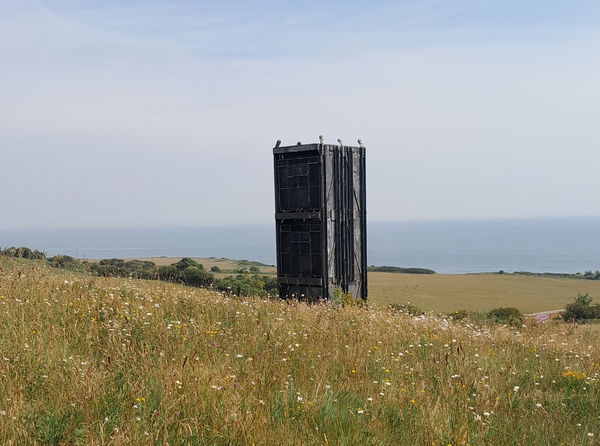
xmin=4 ymin=247 xmax=600 ymax=313
xmin=0 ymin=256 xmax=599 ymax=445
xmin=367 ymin=266 xmax=436 ymax=274
xmin=563 ymin=293 xmax=600 ymax=323
xmin=0 ymin=248 xmax=277 ymax=299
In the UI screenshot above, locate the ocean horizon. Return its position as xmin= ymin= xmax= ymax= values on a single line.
xmin=1 ymin=217 xmax=599 ymax=274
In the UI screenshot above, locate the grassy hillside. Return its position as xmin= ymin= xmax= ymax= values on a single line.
xmin=0 ymin=257 xmax=599 ymax=445
xmin=368 ymin=272 xmax=600 ymax=313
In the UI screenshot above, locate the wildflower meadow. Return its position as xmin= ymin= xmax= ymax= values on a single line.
xmin=0 ymin=256 xmax=598 ymax=445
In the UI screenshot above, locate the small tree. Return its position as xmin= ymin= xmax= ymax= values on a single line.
xmin=487 ymin=307 xmax=523 ymax=326
xmin=564 ymin=293 xmax=600 ymax=322
xmin=575 ymin=292 xmax=592 ymax=306
xmin=174 ymin=258 xmax=204 ymax=270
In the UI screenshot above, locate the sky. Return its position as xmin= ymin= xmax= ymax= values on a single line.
xmin=1 ymin=0 xmax=599 ymax=229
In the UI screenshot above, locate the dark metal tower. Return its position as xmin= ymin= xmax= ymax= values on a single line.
xmin=273 ymin=138 xmax=367 ymax=302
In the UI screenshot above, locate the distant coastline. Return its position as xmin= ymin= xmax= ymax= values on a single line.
xmin=1 ymin=217 xmax=599 ymax=274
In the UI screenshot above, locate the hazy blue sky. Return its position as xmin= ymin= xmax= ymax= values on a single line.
xmin=1 ymin=0 xmax=599 ymax=229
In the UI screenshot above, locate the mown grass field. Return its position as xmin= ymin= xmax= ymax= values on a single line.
xmin=368 ymin=272 xmax=600 ymax=313
xmin=0 ymin=256 xmax=599 ymax=445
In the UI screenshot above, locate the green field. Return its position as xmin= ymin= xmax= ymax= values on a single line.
xmin=1 ymin=256 xmax=599 ymax=445
xmin=367 ymin=272 xmax=600 ymax=313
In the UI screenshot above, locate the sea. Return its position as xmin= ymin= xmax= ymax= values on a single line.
xmin=1 ymin=218 xmax=600 ymax=274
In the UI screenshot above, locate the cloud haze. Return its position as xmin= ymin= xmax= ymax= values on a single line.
xmin=1 ymin=0 xmax=599 ymax=229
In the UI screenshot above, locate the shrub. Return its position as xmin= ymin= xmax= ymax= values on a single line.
xmin=157 ymin=264 xmax=214 ymax=288
xmin=99 ymin=258 xmax=125 ymax=267
xmin=583 ymin=270 xmax=600 ymax=280
xmin=215 ymin=274 xmax=273 ymax=297
xmin=90 ymin=259 xmax=155 ymax=279
xmin=122 ymin=260 xmax=156 ymax=279
xmin=367 ymin=266 xmax=435 ymax=274
xmin=180 ymin=267 xmax=213 ymax=287
xmin=263 ymin=277 xmax=278 ymax=295
xmin=234 ymin=268 xmax=250 ymax=274
xmin=487 ymin=307 xmax=523 ymax=326
xmin=210 ymin=266 xmax=221 ymax=273
xmin=563 ymin=293 xmax=600 ymax=322
xmin=47 ymin=255 xmax=85 ymax=271
xmin=575 ymin=292 xmax=592 ymax=306
xmin=157 ymin=265 xmax=178 ymax=282
xmin=563 ymin=303 xmax=599 ymax=322
xmin=173 ymin=258 xmax=204 ymax=270
xmin=0 ymin=246 xmax=46 ymax=260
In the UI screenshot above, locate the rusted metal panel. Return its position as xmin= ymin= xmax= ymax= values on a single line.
xmin=273 ymin=139 xmax=367 ymax=302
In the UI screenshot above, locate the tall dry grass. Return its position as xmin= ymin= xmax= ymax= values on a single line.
xmin=0 ymin=257 xmax=598 ymax=445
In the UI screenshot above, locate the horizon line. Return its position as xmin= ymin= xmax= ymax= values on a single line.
xmin=1 ymin=215 xmax=600 ymax=232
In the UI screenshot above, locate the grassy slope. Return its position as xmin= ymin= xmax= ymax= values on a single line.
xmin=368 ymin=272 xmax=600 ymax=313
xmin=0 ymin=257 xmax=599 ymax=445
